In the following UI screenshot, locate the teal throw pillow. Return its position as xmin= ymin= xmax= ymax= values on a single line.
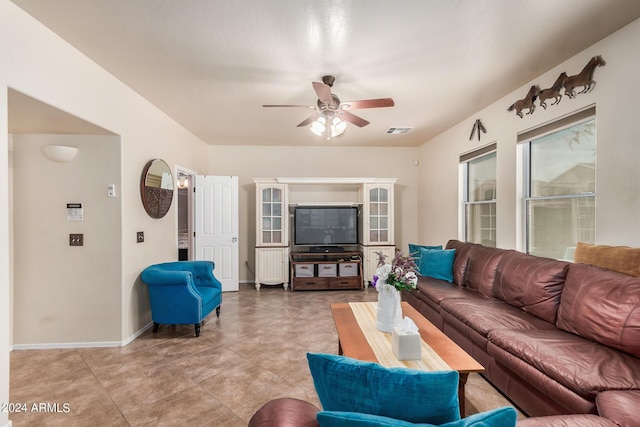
xmin=307 ymin=353 xmax=460 ymax=424
xmin=317 ymin=411 xmax=428 ymax=426
xmin=439 ymin=407 xmax=517 ymax=427
xmin=316 ymin=407 xmax=517 ymax=427
xmin=419 ymin=248 xmax=456 ymax=283
xmin=408 ymin=244 xmax=443 ymax=271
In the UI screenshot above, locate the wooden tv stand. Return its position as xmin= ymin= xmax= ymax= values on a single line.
xmin=290 ymin=251 xmax=364 ymax=291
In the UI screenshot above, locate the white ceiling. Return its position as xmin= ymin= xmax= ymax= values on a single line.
xmin=9 ymin=0 xmax=640 ymax=147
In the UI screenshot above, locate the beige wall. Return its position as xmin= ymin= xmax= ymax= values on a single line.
xmin=7 ymin=136 xmax=14 ymax=348
xmin=208 ymin=145 xmax=420 ymax=282
xmin=0 ymin=85 xmax=9 ymax=427
xmin=417 ymin=17 xmax=640 ymax=250
xmin=12 ymin=134 xmax=121 ymax=345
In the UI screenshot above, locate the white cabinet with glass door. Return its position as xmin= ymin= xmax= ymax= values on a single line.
xmin=359 ymin=180 xmax=396 ymax=283
xmin=361 ymin=183 xmax=395 ymax=245
xmin=254 ymin=180 xmax=289 ymax=289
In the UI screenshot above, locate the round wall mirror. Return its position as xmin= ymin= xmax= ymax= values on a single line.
xmin=140 ymin=159 xmax=174 ymax=218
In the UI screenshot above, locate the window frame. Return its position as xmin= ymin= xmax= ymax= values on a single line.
xmin=521 ymin=108 xmax=596 ymax=259
xmin=461 ymin=144 xmax=497 ymax=247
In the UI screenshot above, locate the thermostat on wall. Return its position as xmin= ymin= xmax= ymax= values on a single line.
xmin=67 ymin=203 xmax=84 ymax=221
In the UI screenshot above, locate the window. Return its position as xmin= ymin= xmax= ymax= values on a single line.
xmin=522 ymin=109 xmax=595 ymax=260
xmin=462 ymin=145 xmax=496 ymax=247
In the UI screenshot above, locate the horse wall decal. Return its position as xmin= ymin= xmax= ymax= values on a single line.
xmin=507 ymin=85 xmax=539 ymax=118
xmin=538 ymin=72 xmax=568 ymax=109
xmin=564 ymin=55 xmax=605 ymax=98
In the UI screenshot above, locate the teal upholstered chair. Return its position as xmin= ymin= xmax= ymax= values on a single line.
xmin=141 ymin=261 xmax=222 ymax=337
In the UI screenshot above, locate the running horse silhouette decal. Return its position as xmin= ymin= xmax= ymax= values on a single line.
xmin=538 ymin=72 xmax=568 ymax=109
xmin=507 ymin=85 xmax=539 ymax=118
xmin=564 ymin=55 xmax=605 ymax=99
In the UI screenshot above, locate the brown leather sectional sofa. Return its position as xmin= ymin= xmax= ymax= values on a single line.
xmin=248 ymin=240 xmax=640 ymax=426
xmin=403 ymin=240 xmax=640 ymax=426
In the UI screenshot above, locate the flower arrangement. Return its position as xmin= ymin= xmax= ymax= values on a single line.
xmin=372 ymin=250 xmax=419 ymax=292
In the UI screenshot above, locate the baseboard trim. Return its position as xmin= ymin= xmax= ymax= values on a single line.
xmin=12 ymin=341 xmax=121 ymax=350
xmin=121 ymin=321 xmax=153 ymax=347
xmin=11 ymin=322 xmax=154 ymax=350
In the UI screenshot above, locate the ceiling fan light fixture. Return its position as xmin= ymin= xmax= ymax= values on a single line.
xmin=310 ymin=116 xmax=326 ymax=136
xmin=264 ymin=76 xmax=395 ymax=137
xmin=331 ymin=117 xmax=347 ymax=137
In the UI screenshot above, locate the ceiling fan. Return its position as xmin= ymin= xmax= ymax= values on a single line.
xmin=263 ymin=75 xmax=394 ymax=137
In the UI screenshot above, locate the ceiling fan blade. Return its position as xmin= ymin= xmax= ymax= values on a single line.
xmin=340 ymin=98 xmax=395 ymax=109
xmin=297 ymin=113 xmax=320 ymax=127
xmin=262 ymin=104 xmax=315 ymax=108
xmin=312 ymin=82 xmax=335 ymax=107
xmin=340 ymin=110 xmax=370 ymax=127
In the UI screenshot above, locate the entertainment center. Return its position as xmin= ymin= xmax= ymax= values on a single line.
xmin=253 ymin=177 xmax=396 ymax=290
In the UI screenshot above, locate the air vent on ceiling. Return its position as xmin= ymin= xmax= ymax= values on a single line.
xmin=385 ymin=127 xmax=413 ymax=134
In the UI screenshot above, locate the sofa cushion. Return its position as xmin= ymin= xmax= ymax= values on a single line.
xmin=317 ymin=407 xmax=516 ymax=427
xmin=306 ymin=353 xmax=460 ymax=424
xmin=414 ymin=276 xmax=480 ymax=306
xmin=441 ymin=299 xmax=556 ymax=338
xmin=557 ymin=263 xmax=640 ymax=358
xmin=409 ymin=244 xmax=443 ymax=270
xmin=445 ymin=240 xmax=473 ymax=286
xmin=574 ymin=242 xmax=640 ymax=277
xmin=488 ymin=329 xmax=640 ymax=399
xmin=493 ymin=251 xmax=569 ymax=324
xmin=596 ymin=390 xmax=640 ymax=427
xmin=516 ymin=414 xmax=618 ymax=427
xmin=461 ymin=244 xmax=505 ymax=297
xmin=418 ymin=248 xmax=456 ymax=282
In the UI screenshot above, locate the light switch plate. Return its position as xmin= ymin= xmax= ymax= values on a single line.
xmin=137 ymin=231 xmax=144 ymax=243
xmin=69 ymin=234 xmax=83 ymax=246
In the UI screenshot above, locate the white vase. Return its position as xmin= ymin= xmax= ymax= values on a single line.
xmin=376 ymin=284 xmax=403 ymax=332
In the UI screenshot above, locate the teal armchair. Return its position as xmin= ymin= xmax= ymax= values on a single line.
xmin=141 ymin=261 xmax=222 ymax=337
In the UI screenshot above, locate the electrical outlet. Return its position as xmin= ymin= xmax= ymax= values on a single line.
xmin=137 ymin=231 xmax=144 ymax=243
xmin=69 ymin=234 xmax=83 ymax=246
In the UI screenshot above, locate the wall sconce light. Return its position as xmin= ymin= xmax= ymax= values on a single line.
xmin=41 ymin=145 xmax=78 ymax=163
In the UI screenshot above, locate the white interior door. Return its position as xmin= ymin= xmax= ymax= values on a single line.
xmin=194 ymin=175 xmax=239 ymax=292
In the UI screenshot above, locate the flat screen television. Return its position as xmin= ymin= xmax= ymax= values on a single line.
xmin=294 ymin=206 xmax=359 ymax=247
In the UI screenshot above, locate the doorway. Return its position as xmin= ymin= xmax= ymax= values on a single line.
xmin=176 ymin=167 xmax=195 ymax=261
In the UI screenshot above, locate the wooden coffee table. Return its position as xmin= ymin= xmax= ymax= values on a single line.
xmin=331 ymin=301 xmax=484 ymax=416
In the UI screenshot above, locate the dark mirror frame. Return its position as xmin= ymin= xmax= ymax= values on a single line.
xmin=140 ymin=159 xmax=174 ymax=219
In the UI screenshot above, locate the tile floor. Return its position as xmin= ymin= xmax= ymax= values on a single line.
xmin=10 ymin=284 xmax=520 ymax=426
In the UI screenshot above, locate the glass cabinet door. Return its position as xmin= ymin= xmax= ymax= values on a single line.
xmin=261 ymin=187 xmax=283 ymax=244
xmin=368 ymin=187 xmax=389 ymax=243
